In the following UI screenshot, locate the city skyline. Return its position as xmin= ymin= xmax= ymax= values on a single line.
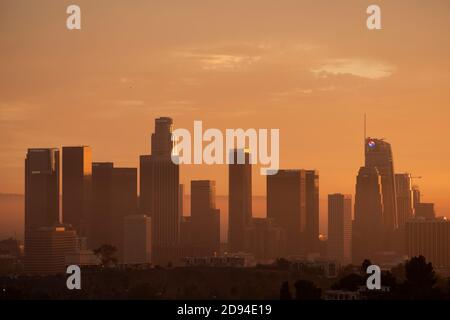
xmin=1 ymin=1 xmax=449 ymax=220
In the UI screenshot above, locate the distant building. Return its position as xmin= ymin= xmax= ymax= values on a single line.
xmin=365 ymin=138 xmax=397 ymax=232
xmin=149 ymin=117 xmax=180 ymax=266
xmin=267 ymin=169 xmax=306 ymax=255
xmin=25 ymin=148 xmax=60 ymax=258
xmin=190 ymin=180 xmax=220 ymax=256
xmin=111 ymin=167 xmax=138 ymax=260
xmin=395 ymin=173 xmax=414 ymax=228
xmin=228 ymin=149 xmax=252 ymax=253
xmin=25 ymin=225 xmax=78 ymax=274
xmin=244 ymin=218 xmax=286 ymax=260
xmin=353 ymin=166 xmax=384 ymax=263
xmin=65 ymin=250 xmax=100 ymax=267
xmin=139 ymin=155 xmax=153 ymax=215
xmin=305 ymin=170 xmax=320 ymax=255
xmin=328 ymin=194 xmax=352 ymax=265
xmin=406 ymin=217 xmax=450 ymax=272
xmin=288 ymin=258 xmax=340 ymax=278
xmin=415 ymin=203 xmax=435 ymax=220
xmin=90 ymin=162 xmax=114 ymax=249
xmin=183 ymin=253 xmax=256 ymax=268
xmin=62 ymin=146 xmax=92 ymax=237
xmin=123 ymin=215 xmax=151 ymax=264
xmin=412 ymin=185 xmax=421 ymax=212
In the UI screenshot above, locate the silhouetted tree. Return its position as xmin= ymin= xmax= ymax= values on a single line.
xmin=94 ymin=244 xmax=118 ymax=267
xmin=402 ymin=255 xmax=440 ymax=299
xmin=361 ymin=259 xmax=372 ymax=275
xmin=280 ymin=281 xmax=292 ymax=300
xmin=294 ymin=280 xmax=321 ymax=300
xmin=331 ymin=273 xmax=364 ymax=291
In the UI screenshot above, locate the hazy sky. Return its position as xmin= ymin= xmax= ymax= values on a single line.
xmin=1 ymin=0 xmax=449 ymax=216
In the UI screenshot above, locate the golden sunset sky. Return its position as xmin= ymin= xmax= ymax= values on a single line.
xmin=1 ymin=0 xmax=449 ymax=217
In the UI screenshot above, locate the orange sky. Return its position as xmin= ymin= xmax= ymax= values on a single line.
xmin=1 ymin=0 xmax=449 ymax=217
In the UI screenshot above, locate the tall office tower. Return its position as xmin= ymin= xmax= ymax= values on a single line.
xmin=412 ymin=185 xmax=421 ymax=212
xmin=190 ymin=180 xmax=220 ymax=256
xmin=111 ymin=167 xmax=138 ymax=260
xmin=406 ymin=217 xmax=450 ymax=272
xmin=352 ymin=166 xmax=384 ymax=264
xmin=395 ymin=173 xmax=414 ymax=228
xmin=149 ymin=117 xmax=180 ymax=265
xmin=25 ymin=224 xmax=78 ymax=274
xmin=305 ymin=170 xmax=320 ymax=255
xmin=267 ymin=169 xmax=306 ymax=256
xmin=328 ymin=194 xmax=352 ymax=264
xmin=123 ymin=214 xmax=151 ymax=264
xmin=179 ymin=184 xmax=184 ymax=217
xmin=228 ymin=149 xmax=252 ymax=253
xmin=244 ymin=218 xmax=286 ymax=260
xmin=90 ymin=162 xmax=114 ymax=249
xmin=25 ymin=148 xmax=60 ymax=254
xmin=365 ymin=138 xmax=397 ymax=232
xmin=415 ymin=203 xmax=436 ymax=220
xmin=62 ymin=146 xmax=92 ymax=237
xmin=139 ymin=155 xmax=152 ymax=215
xmin=180 ymin=216 xmax=194 ymax=257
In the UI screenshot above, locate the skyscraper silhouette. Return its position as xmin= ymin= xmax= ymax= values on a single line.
xmin=353 ymin=166 xmax=384 ymax=263
xmin=190 ymin=180 xmax=220 ymax=256
xmin=111 ymin=167 xmax=137 ymax=260
xmin=395 ymin=173 xmax=414 ymax=228
xmin=90 ymin=162 xmax=114 ymax=249
xmin=305 ymin=170 xmax=319 ymax=255
xmin=267 ymin=169 xmax=306 ymax=256
xmin=228 ymin=149 xmax=252 ymax=253
xmin=139 ymin=155 xmax=152 ymax=215
xmin=328 ymin=194 xmax=352 ymax=264
xmin=365 ymin=138 xmax=398 ymax=232
xmin=24 ymin=148 xmax=60 ymax=253
xmin=149 ymin=117 xmax=180 ymax=265
xmin=123 ymin=214 xmax=151 ymax=264
xmin=62 ymin=146 xmax=92 ymax=237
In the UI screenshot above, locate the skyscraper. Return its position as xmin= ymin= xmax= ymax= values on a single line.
xmin=365 ymin=138 xmax=397 ymax=232
xmin=25 ymin=148 xmax=60 ymax=254
xmin=62 ymin=146 xmax=92 ymax=237
xmin=328 ymin=194 xmax=352 ymax=264
xmin=190 ymin=180 xmax=220 ymax=256
xmin=123 ymin=214 xmax=151 ymax=264
xmin=267 ymin=169 xmax=306 ymax=255
xmin=305 ymin=170 xmax=320 ymax=255
xmin=149 ymin=117 xmax=180 ymax=265
xmin=353 ymin=166 xmax=384 ymax=263
xmin=111 ymin=167 xmax=138 ymax=260
xmin=228 ymin=149 xmax=252 ymax=253
xmin=412 ymin=185 xmax=421 ymax=212
xmin=395 ymin=173 xmax=414 ymax=228
xmin=90 ymin=162 xmax=114 ymax=249
xmin=139 ymin=155 xmax=152 ymax=215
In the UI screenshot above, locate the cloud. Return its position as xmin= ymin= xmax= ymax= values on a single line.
xmin=311 ymin=59 xmax=395 ymax=80
xmin=180 ymin=53 xmax=261 ymax=71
